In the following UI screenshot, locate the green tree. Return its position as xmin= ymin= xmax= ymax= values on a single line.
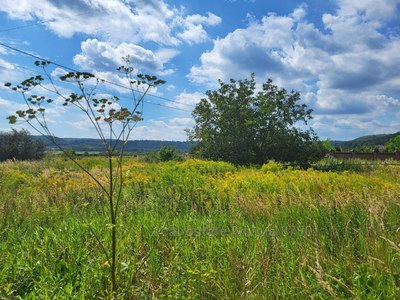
xmin=5 ymin=58 xmax=165 ymax=294
xmin=385 ymin=135 xmax=400 ymax=152
xmin=354 ymin=145 xmax=376 ymax=153
xmin=187 ymin=75 xmax=326 ymax=165
xmin=158 ymin=145 xmax=176 ymax=161
xmin=0 ymin=129 xmax=45 ymax=161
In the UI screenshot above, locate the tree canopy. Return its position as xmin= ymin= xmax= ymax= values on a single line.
xmin=187 ymin=75 xmax=326 ymax=165
xmin=385 ymin=135 xmax=400 ymax=152
xmin=0 ymin=129 xmax=45 ymax=161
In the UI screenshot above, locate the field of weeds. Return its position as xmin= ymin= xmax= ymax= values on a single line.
xmin=0 ymin=157 xmax=399 ymax=299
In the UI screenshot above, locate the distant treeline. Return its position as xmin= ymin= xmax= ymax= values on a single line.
xmin=31 ymin=131 xmax=400 ymax=154
xmin=331 ymin=132 xmax=400 ymax=150
xmin=32 ymin=136 xmax=194 ymax=153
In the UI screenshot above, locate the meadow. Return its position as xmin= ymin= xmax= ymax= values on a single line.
xmin=0 ymin=156 xmax=399 ymax=299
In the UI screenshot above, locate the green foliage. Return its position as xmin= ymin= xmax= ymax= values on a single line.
xmin=0 ymin=129 xmax=45 ymax=161
xmin=321 ymin=138 xmax=334 ymax=151
xmin=313 ymin=158 xmax=377 ymax=172
xmin=187 ymin=75 xmax=327 ymax=165
xmin=140 ymin=151 xmax=160 ymax=163
xmin=158 ymin=146 xmax=176 ymax=161
xmin=385 ymin=135 xmax=400 ymax=152
xmin=4 ymin=58 xmax=165 ymax=294
xmin=353 ymin=144 xmax=376 ymax=153
xmin=261 ymin=160 xmax=285 ymax=173
xmin=62 ymin=149 xmax=76 ymax=159
xmin=0 ymin=157 xmax=399 ymax=298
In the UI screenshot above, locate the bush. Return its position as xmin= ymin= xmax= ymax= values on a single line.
xmin=261 ymin=161 xmax=284 ymax=173
xmin=0 ymin=129 xmax=45 ymax=161
xmin=159 ymin=146 xmax=176 ymax=161
xmin=385 ymin=135 xmax=400 ymax=152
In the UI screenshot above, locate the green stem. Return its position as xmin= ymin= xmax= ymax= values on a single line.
xmin=108 ymin=152 xmax=117 ymax=293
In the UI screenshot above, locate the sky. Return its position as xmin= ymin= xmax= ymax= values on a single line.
xmin=0 ymin=0 xmax=399 ymax=141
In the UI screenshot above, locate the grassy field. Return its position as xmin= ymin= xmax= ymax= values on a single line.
xmin=0 ymin=157 xmax=399 ymax=299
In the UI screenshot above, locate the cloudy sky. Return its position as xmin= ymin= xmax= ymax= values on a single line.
xmin=0 ymin=0 xmax=399 ymax=141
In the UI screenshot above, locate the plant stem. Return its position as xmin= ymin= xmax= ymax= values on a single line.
xmin=108 ymin=152 xmax=117 ymax=292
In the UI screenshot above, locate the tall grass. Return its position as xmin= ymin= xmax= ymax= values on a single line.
xmin=0 ymin=158 xmax=399 ymax=298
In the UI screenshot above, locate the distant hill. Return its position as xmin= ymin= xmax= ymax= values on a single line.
xmin=331 ymin=132 xmax=400 ymax=149
xmin=32 ymin=136 xmax=194 ymax=153
xmin=30 ymin=132 xmax=400 ymax=152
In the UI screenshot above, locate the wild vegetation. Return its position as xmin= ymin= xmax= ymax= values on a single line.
xmin=3 ymin=63 xmax=399 ymax=298
xmin=0 ymin=156 xmax=399 ymax=299
xmin=385 ymin=135 xmax=400 ymax=152
xmin=0 ymin=129 xmax=45 ymax=162
xmin=4 ymin=58 xmax=165 ymax=293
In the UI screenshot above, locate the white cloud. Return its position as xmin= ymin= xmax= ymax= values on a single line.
xmin=184 ymin=1 xmax=400 ymax=140
xmin=185 ymin=12 xmax=222 ymax=26
xmin=155 ymin=48 xmax=180 ymax=64
xmin=47 ymin=107 xmax=194 ymax=140
xmin=336 ymin=0 xmax=400 ymax=20
xmin=188 ymin=11 xmax=297 ymax=86
xmin=0 ymin=94 xmax=66 ymax=131
xmin=92 ymin=70 xmax=159 ymax=97
xmin=0 ymin=59 xmax=23 ymax=91
xmin=92 ymin=71 xmax=132 ymax=93
xmin=177 ymin=24 xmax=209 ymax=45
xmin=0 ymin=0 xmax=221 ymax=46
xmin=166 ymin=84 xmax=176 ymax=91
xmin=133 ymin=118 xmax=194 ymax=140
xmin=50 ymin=67 xmax=68 ymax=79
xmin=170 ymin=91 xmax=203 ymax=110
xmin=73 ymin=39 xmax=166 ymax=74
xmin=177 ymin=12 xmax=222 ymax=44
xmin=0 ymin=0 xmax=179 ymax=45
xmin=0 ymin=58 xmax=14 ymax=70
xmin=188 ymin=1 xmax=400 ymax=128
xmin=311 ymin=114 xmax=400 ymax=140
xmin=0 ymin=97 xmax=26 ymax=112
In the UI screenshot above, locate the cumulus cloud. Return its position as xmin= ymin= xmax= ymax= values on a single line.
xmin=133 ymin=118 xmax=195 ymax=140
xmin=59 ymin=107 xmax=194 ymax=140
xmin=169 ymin=91 xmax=204 ymax=110
xmin=177 ymin=12 xmax=222 ymax=44
xmin=91 ymin=70 xmax=159 ymax=97
xmin=336 ymin=0 xmax=400 ymax=20
xmin=73 ymin=39 xmax=166 ymax=74
xmin=0 ymin=58 xmax=14 ymax=70
xmin=0 ymin=97 xmax=26 ymax=113
xmin=0 ymin=0 xmax=221 ymax=46
xmin=0 ymin=58 xmax=23 ymax=91
xmin=166 ymin=84 xmax=176 ymax=91
xmin=188 ymin=11 xmax=298 ymax=86
xmin=70 ymin=39 xmax=177 ymax=97
xmin=311 ymin=114 xmax=400 ymax=140
xmin=0 ymin=0 xmax=178 ymax=45
xmin=188 ymin=0 xmax=400 ymax=131
xmin=155 ymin=48 xmax=181 ymax=64
xmin=185 ymin=12 xmax=222 ymax=26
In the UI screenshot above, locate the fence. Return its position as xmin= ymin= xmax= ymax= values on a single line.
xmin=329 ymin=151 xmax=400 ymax=161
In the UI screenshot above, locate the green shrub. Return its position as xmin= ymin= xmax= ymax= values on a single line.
xmin=158 ymin=146 xmax=176 ymax=161
xmin=0 ymin=129 xmax=45 ymax=161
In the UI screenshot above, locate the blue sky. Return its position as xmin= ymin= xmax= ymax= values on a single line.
xmin=0 ymin=0 xmax=399 ymax=141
